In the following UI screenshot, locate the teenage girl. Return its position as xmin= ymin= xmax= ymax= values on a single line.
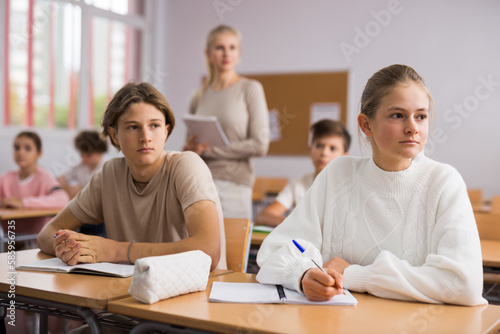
xmin=256 ymin=64 xmax=486 ymax=306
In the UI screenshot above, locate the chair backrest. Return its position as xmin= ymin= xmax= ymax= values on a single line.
xmin=265 ymin=178 xmax=288 ymax=196
xmin=475 ymin=213 xmax=500 ymax=241
xmin=490 ymin=196 xmax=500 ymax=214
xmin=253 ymin=177 xmax=289 ymax=198
xmin=224 ymin=218 xmax=252 ymax=273
xmin=468 ymin=189 xmax=483 ymax=211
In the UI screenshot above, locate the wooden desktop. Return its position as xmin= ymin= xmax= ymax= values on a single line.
xmin=109 ymin=272 xmax=500 ymax=334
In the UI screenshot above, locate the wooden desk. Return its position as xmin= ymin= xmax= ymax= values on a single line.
xmin=0 ymin=249 xmax=132 ymax=309
xmin=0 ymin=249 xmax=132 ymax=333
xmin=109 ymin=272 xmax=500 ymax=334
xmin=0 ymin=208 xmax=61 ymax=251
xmin=0 ymin=249 xmax=233 ymax=333
xmin=0 ymin=208 xmax=61 ymax=220
xmin=251 ymin=232 xmax=268 ymax=246
xmin=482 ymin=239 xmax=500 ymax=268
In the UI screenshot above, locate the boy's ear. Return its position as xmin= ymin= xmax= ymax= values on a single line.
xmin=164 ymin=124 xmax=170 ymax=141
xmin=358 ymin=114 xmax=373 ymax=137
xmin=107 ymin=126 xmax=119 ymax=148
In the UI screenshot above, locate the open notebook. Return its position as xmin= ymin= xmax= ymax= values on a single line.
xmin=252 ymin=225 xmax=274 ymax=234
xmin=209 ymin=282 xmax=357 ymax=305
xmin=16 ymin=257 xmax=134 ymax=277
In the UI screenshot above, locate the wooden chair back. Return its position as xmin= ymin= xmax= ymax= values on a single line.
xmin=475 ymin=213 xmax=500 ymax=241
xmin=224 ymin=218 xmax=251 ymax=273
xmin=490 ymin=196 xmax=500 ymax=214
xmin=468 ymin=189 xmax=483 ymax=211
xmin=253 ymin=177 xmax=288 ymax=198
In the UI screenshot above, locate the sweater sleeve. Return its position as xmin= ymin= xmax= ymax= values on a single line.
xmin=201 ymin=80 xmax=270 ymax=160
xmin=256 ymin=170 xmax=328 ymax=292
xmin=343 ymin=169 xmax=486 ymax=306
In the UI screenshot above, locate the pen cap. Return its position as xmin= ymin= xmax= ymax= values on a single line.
xmin=292 ymin=239 xmax=306 ymax=253
xmin=291 ymin=239 xmax=324 ymax=266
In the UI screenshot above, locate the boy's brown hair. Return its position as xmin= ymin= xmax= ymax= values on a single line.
xmin=101 ymin=82 xmax=176 ymax=150
xmin=310 ymin=119 xmax=351 ymax=152
xmin=74 ymin=130 xmax=108 ymax=155
xmin=15 ymin=131 xmax=42 ymax=153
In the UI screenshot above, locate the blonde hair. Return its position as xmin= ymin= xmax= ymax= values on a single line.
xmin=198 ymin=25 xmax=241 ymax=100
xmin=360 ymin=64 xmax=433 ymax=121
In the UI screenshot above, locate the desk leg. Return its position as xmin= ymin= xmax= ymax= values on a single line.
xmin=0 ymin=293 xmax=103 ymax=334
xmin=0 ymin=305 xmax=6 ymax=334
xmin=76 ymin=307 xmax=103 ymax=334
xmin=39 ymin=313 xmax=48 ymax=333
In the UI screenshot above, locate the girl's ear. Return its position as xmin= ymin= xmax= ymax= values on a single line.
xmin=107 ymin=126 xmax=119 ymax=148
xmin=358 ymin=114 xmax=374 ymax=138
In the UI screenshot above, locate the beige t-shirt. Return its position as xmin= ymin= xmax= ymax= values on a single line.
xmin=189 ymin=77 xmax=270 ymax=187
xmin=68 ymin=151 xmax=227 ymax=269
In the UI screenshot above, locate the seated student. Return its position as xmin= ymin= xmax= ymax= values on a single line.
xmin=58 ymin=130 xmax=108 ymax=199
xmin=0 ymin=131 xmax=70 ymax=238
xmin=255 ymin=120 xmax=350 ymax=227
xmin=37 ymin=82 xmax=227 ymax=270
xmin=256 ymin=64 xmax=486 ymax=306
xmin=58 ymin=130 xmax=108 ymax=237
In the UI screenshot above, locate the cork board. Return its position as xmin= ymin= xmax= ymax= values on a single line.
xmin=246 ymin=71 xmax=348 ymax=155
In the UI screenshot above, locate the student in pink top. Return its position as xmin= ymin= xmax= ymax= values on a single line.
xmin=0 ymin=131 xmax=70 ymax=236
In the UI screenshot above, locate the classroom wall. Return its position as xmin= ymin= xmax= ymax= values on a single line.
xmin=1 ymin=0 xmax=499 ymax=199
xmin=154 ymin=0 xmax=500 ymax=199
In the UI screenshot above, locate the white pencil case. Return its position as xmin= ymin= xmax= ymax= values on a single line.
xmin=129 ymin=250 xmax=211 ymax=304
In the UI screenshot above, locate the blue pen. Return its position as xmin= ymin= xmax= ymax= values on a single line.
xmin=292 ymin=239 xmax=326 ymax=273
xmin=293 ymin=239 xmax=346 ymax=294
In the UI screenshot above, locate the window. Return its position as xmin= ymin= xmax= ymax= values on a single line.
xmin=2 ymin=0 xmax=146 ymax=129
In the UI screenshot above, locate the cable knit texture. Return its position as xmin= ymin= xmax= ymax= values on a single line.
xmin=256 ymin=153 xmax=486 ymax=306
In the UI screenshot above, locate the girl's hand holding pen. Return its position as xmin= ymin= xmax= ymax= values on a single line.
xmin=301 ymin=267 xmax=344 ymax=302
xmin=292 ymin=239 xmax=346 ymax=301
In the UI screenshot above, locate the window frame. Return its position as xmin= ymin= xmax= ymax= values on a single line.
xmin=0 ymin=0 xmax=150 ymax=129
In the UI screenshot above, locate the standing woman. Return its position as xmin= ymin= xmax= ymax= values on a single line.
xmin=184 ymin=25 xmax=269 ymax=220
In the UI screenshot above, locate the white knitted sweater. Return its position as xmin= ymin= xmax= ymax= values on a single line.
xmin=256 ymin=153 xmax=486 ymax=306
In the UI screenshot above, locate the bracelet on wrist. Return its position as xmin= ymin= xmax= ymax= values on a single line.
xmin=127 ymin=240 xmax=135 ymax=265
